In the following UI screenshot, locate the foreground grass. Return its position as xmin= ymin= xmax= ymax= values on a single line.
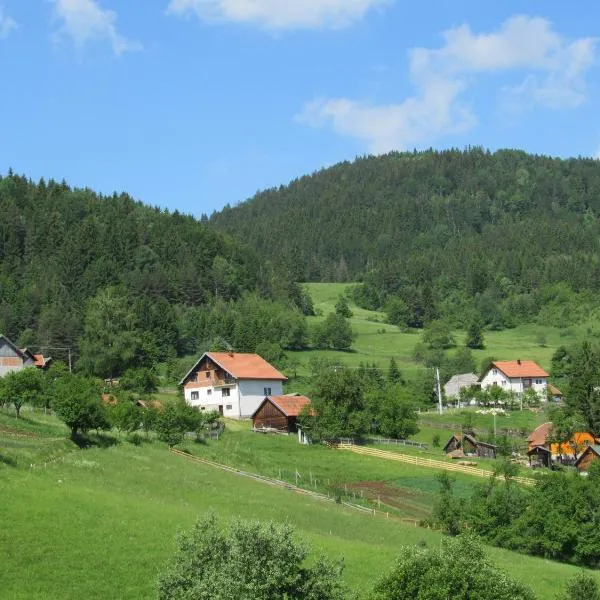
xmin=1 ymin=412 xmax=597 ymax=599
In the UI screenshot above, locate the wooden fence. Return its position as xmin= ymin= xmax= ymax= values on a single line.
xmin=333 ymin=443 xmax=536 ymax=486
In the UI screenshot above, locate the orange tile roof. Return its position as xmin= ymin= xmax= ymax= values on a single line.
xmin=207 ymin=352 xmax=287 ymax=381
xmin=492 ymin=360 xmax=549 ymax=378
xmin=267 ymin=394 xmax=312 ymax=417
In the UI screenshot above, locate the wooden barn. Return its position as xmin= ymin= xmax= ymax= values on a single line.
xmin=527 ymin=445 xmax=552 ymax=469
xmin=443 ymin=433 xmax=497 ymax=459
xmin=251 ymin=394 xmax=312 ymax=434
xmin=575 ymin=445 xmax=600 ymax=472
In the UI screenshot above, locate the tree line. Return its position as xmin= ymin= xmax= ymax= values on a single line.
xmin=211 ymin=148 xmax=600 ymax=332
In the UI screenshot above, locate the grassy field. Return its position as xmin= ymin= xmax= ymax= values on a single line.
xmin=285 ymin=282 xmax=581 ymax=381
xmin=1 ymin=410 xmax=597 ymax=600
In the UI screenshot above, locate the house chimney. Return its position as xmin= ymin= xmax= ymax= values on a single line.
xmin=517 ymin=359 xmax=521 ymax=365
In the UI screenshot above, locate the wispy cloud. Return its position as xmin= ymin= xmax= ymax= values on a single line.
xmin=166 ymin=0 xmax=392 ymax=30
xmin=53 ymin=0 xmax=141 ymax=55
xmin=0 ymin=6 xmax=17 ymax=39
xmin=297 ymin=15 xmax=597 ymax=153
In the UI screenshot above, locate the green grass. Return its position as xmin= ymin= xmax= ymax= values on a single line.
xmin=1 ymin=411 xmax=597 ymax=599
xmin=289 ymin=283 xmax=580 ymax=381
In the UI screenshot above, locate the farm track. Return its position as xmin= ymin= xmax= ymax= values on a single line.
xmin=334 ymin=443 xmax=536 ymax=486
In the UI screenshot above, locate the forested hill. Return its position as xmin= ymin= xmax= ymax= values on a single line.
xmin=0 ymin=172 xmax=292 ymax=371
xmin=211 ymin=149 xmax=600 ymax=283
xmin=211 ymin=149 xmax=600 ymax=328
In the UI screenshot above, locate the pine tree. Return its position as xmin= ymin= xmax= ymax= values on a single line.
xmin=388 ymin=357 xmax=403 ymax=384
xmin=465 ymin=319 xmax=485 ymax=349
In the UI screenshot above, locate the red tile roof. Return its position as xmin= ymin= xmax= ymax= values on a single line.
xmin=527 ymin=422 xmax=552 ymax=447
xmin=492 ymin=360 xmax=549 ymax=378
xmin=206 ymin=352 xmax=287 ymax=381
xmin=267 ymin=394 xmax=312 ymax=417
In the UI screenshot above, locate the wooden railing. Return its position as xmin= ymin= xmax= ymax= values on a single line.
xmin=333 ymin=443 xmax=535 ymax=486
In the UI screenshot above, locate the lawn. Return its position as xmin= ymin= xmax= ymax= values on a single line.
xmin=1 ymin=411 xmax=597 ymax=599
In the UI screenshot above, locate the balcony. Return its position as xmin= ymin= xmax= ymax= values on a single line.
xmin=213 ymin=377 xmax=236 ymax=388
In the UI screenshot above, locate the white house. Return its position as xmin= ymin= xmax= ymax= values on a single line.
xmin=179 ymin=352 xmax=287 ymax=418
xmin=479 ymin=360 xmax=549 ymax=398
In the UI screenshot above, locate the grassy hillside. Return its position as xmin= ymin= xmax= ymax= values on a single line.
xmin=1 ymin=410 xmax=596 ymax=599
xmin=283 ymin=282 xmax=577 ymax=383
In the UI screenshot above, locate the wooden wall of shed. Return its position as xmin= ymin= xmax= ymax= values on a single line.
xmin=577 ymin=450 xmax=599 ymax=472
xmin=253 ymin=401 xmax=289 ymax=431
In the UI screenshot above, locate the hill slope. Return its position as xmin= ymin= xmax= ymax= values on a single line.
xmin=211 ymin=149 xmax=600 ymax=327
xmin=0 ymin=172 xmax=264 ymax=363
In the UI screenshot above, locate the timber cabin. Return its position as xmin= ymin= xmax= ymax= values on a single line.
xmin=251 ymin=394 xmax=312 ymax=434
xmin=179 ymin=352 xmax=287 ymax=418
xmin=575 ymin=445 xmax=600 ymax=472
xmin=0 ymin=334 xmax=52 ymax=378
xmin=443 ymin=433 xmax=497 ymax=459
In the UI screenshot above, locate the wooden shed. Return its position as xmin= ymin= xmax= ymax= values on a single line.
xmin=443 ymin=433 xmax=497 ymax=459
xmin=527 ymin=445 xmax=552 ymax=469
xmin=251 ymin=394 xmax=312 ymax=434
xmin=575 ymin=445 xmax=600 ymax=472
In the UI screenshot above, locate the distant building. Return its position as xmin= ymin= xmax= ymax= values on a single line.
xmin=0 ymin=334 xmax=51 ymax=378
xmin=444 ymin=373 xmax=479 ymax=399
xmin=251 ymin=394 xmax=312 ymax=434
xmin=575 ymin=445 xmax=600 ymax=472
xmin=479 ymin=360 xmax=549 ymax=397
xmin=179 ymin=352 xmax=287 ymax=418
xmin=527 ymin=422 xmax=599 ymax=467
xmin=442 ymin=433 xmax=497 ymax=459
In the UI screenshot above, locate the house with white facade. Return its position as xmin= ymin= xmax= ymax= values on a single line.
xmin=479 ymin=360 xmax=549 ymax=398
xmin=179 ymin=352 xmax=287 ymax=418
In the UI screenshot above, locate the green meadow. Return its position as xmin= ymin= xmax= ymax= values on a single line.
xmin=291 ymin=282 xmax=582 ymax=380
xmin=1 ymin=410 xmax=597 ymax=600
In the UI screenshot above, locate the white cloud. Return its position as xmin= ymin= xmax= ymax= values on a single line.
xmin=298 ymin=15 xmax=597 ymax=153
xmin=0 ymin=7 xmax=17 ymax=39
xmin=166 ymin=0 xmax=392 ymax=30
xmin=53 ymin=0 xmax=141 ymax=55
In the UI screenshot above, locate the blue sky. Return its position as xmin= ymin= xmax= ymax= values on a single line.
xmin=0 ymin=1 xmax=598 ymax=216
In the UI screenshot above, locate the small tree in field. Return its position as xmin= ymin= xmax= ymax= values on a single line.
xmin=558 ymin=572 xmax=600 ymax=600
xmin=52 ymin=374 xmax=108 ymax=438
xmin=372 ymin=534 xmax=535 ymax=600
xmin=1 ymin=368 xmax=45 ymax=418
xmin=157 ymin=514 xmax=349 ymax=600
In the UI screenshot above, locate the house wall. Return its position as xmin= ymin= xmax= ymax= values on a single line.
xmin=253 ymin=401 xmax=288 ymax=431
xmin=238 ymin=380 xmax=284 ymax=418
xmin=480 ymin=369 xmax=547 ymax=396
xmin=0 ymin=339 xmax=24 ymax=377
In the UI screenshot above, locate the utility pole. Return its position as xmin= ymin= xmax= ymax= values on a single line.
xmin=436 ymin=367 xmax=443 ymax=415
xmin=40 ymin=347 xmax=73 ymax=373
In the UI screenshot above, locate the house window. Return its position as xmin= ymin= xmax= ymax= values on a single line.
xmin=492 ymin=369 xmax=498 ymax=375
xmin=264 ymin=387 xmax=272 ymax=396
xmin=226 ymin=404 xmax=232 ymax=410
xmin=190 ymin=373 xmax=198 ymax=382
xmin=207 ymin=389 xmax=212 ymax=395
xmin=535 ymin=379 xmax=543 ymax=385
xmin=222 ymin=388 xmax=230 ymax=397
xmin=191 ymin=391 xmax=199 ymax=401
xmin=205 ymin=371 xmax=211 ymax=378
xmin=501 ymin=381 xmax=506 ymax=386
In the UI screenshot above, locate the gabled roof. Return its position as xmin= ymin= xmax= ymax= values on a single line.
xmin=488 ymin=360 xmax=549 ymax=379
xmin=575 ymin=445 xmax=600 ymax=467
xmin=180 ymin=352 xmax=287 ymax=385
xmin=252 ymin=394 xmax=312 ymax=419
xmin=527 ymin=422 xmax=553 ymax=447
xmin=0 ymin=334 xmax=28 ymax=360
xmin=548 ymin=384 xmax=562 ymax=396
